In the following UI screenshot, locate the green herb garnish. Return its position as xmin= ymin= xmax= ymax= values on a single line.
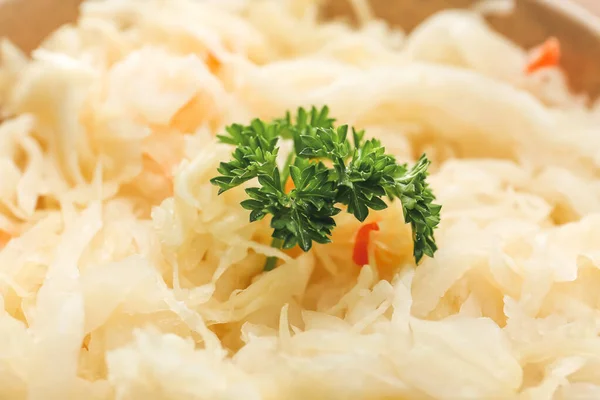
xmin=210 ymin=106 xmax=441 ymax=270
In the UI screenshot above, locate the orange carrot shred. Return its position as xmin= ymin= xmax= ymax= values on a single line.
xmin=284 ymin=176 xmax=295 ymax=194
xmin=352 ymin=222 xmax=380 ymax=266
xmin=525 ymin=37 xmax=561 ymax=74
xmin=0 ymin=230 xmax=11 ymax=248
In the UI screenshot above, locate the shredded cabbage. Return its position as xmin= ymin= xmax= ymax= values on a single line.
xmin=0 ymin=0 xmax=599 ymax=399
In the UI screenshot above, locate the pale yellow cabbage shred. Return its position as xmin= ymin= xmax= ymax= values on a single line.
xmin=0 ymin=0 xmax=600 ymax=399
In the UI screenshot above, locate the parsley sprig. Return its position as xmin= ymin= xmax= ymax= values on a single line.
xmin=210 ymin=106 xmax=441 ymax=269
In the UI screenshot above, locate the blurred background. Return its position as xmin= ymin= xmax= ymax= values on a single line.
xmin=1 ymin=0 xmax=599 ymax=97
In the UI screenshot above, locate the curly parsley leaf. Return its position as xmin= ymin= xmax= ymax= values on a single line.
xmin=239 ymin=159 xmax=339 ymax=252
xmin=211 ymin=106 xmax=441 ymax=265
xmin=210 ymin=120 xmax=280 ymax=194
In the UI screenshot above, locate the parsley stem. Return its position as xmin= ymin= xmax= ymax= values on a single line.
xmin=263 ymin=238 xmax=283 ymax=271
xmin=280 ymin=148 xmax=296 ymax=187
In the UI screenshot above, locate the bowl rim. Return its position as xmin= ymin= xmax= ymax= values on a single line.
xmin=541 ymin=0 xmax=600 ymax=36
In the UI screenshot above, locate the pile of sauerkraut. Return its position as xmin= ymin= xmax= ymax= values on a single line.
xmin=1 ymin=0 xmax=600 ymax=398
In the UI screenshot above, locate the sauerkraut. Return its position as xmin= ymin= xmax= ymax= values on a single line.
xmin=1 ymin=0 xmax=600 ymax=399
